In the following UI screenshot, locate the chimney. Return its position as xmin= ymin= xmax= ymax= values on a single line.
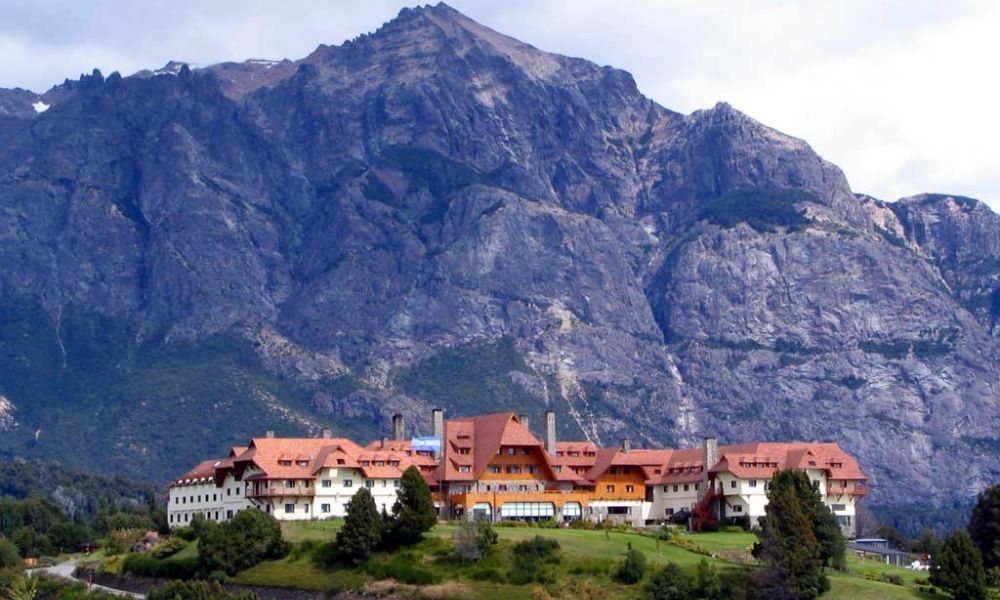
xmin=545 ymin=411 xmax=557 ymax=455
xmin=702 ymin=436 xmax=718 ymax=496
xmin=621 ymin=438 xmax=631 ymax=453
xmin=320 ymin=427 xmax=332 ymax=439
xmin=265 ymin=430 xmax=275 ymax=439
xmin=392 ymin=413 xmax=405 ymax=441
xmin=703 ymin=436 xmax=718 ymax=469
xmin=519 ymin=414 xmax=530 ymax=433
xmin=432 ymin=408 xmax=444 ymax=459
xmin=380 ymin=435 xmax=388 ymax=449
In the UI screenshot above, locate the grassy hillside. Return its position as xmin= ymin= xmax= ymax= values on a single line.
xmin=222 ymin=522 xmax=939 ymax=600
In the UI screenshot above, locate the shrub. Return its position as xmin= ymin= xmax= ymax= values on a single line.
xmin=0 ymin=537 xmax=21 ymax=568
xmin=453 ymin=519 xmax=482 ymax=563
xmin=198 ymin=510 xmax=288 ymax=576
xmin=172 ymin=526 xmax=198 ymax=541
xmin=645 ymin=562 xmax=693 ymax=600
xmin=700 ymin=520 xmax=720 ymax=532
xmin=510 ymin=536 xmax=560 ymax=584
xmin=147 ymin=580 xmax=260 ymax=600
xmin=122 ymin=553 xmax=200 ymax=579
xmin=615 ymin=545 xmax=647 ymax=584
xmin=149 ymin=536 xmax=187 ymax=559
xmin=476 ymin=520 xmax=498 ymax=555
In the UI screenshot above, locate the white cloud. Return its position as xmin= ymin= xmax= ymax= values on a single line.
xmin=1 ymin=0 xmax=997 ymax=208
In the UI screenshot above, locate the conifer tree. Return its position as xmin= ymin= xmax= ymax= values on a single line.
xmin=388 ymin=466 xmax=437 ymax=546
xmin=931 ymin=531 xmax=988 ymax=600
xmin=969 ymin=483 xmax=1000 ymax=569
xmin=754 ymin=469 xmax=825 ymax=599
xmin=789 ymin=471 xmax=846 ymax=570
xmin=335 ymin=488 xmax=383 ymax=564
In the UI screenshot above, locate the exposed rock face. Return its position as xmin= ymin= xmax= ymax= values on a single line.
xmin=0 ymin=3 xmax=998 ymax=507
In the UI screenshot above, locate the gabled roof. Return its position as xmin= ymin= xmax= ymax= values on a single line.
xmin=233 ymin=437 xmax=366 ymax=479
xmin=708 ymin=442 xmax=867 ymax=480
xmin=435 ymin=412 xmax=558 ymax=482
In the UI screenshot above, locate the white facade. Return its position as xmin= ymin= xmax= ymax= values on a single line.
xmin=168 ymin=480 xmax=225 ymax=527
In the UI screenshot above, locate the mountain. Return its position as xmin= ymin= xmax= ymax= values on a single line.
xmin=0 ymin=3 xmax=998 ymax=516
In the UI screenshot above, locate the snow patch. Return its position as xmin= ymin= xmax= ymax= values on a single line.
xmin=32 ymin=101 xmax=50 ymax=114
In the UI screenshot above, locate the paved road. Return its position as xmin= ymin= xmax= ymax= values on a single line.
xmin=28 ymin=560 xmax=145 ymax=599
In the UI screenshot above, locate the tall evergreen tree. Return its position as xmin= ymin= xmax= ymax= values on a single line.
xmin=336 ymin=487 xmax=383 ymax=564
xmin=969 ymin=483 xmax=1000 ymax=569
xmin=388 ymin=466 xmax=437 ymax=547
xmin=931 ymin=531 xmax=987 ymax=600
xmin=789 ymin=472 xmax=846 ymax=570
xmin=754 ymin=469 xmax=825 ymax=599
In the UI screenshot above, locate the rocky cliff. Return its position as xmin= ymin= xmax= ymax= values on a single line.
xmin=0 ymin=4 xmax=997 ymax=511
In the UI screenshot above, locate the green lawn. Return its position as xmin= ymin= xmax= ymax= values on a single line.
xmin=280 ymin=519 xmax=344 ymax=543
xmin=233 ymin=553 xmax=366 ymax=591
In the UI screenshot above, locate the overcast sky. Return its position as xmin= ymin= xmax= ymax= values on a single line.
xmin=2 ymin=0 xmax=998 ymax=208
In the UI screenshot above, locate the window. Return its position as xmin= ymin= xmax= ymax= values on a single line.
xmin=606 ymin=485 xmax=615 ymax=493
xmin=694 ymin=483 xmax=699 ymax=491
xmin=831 ymin=504 xmax=846 ymax=512
xmin=665 ymin=508 xmax=674 ymax=516
xmin=749 ymin=480 xmax=757 ymax=488
xmin=459 ymin=465 xmax=471 ymax=473
xmin=518 ymin=485 xmax=528 ymax=492
xmin=732 ymin=505 xmax=743 ymax=513
xmin=812 ymin=480 xmax=820 ymax=490
xmin=235 ymin=488 xmax=240 ymax=495
xmin=213 ymin=494 xmax=217 ymax=501
xmin=527 ymin=465 xmax=538 ymax=474
xmin=673 ymin=485 xmax=678 ymax=492
xmin=393 ymin=479 xmax=401 ymax=488
xmin=214 ymin=511 xmax=219 ymax=520
xmin=508 ymin=447 xmax=516 ymax=455
xmin=488 ymin=465 xmax=501 ymax=474
xmin=297 ymin=460 xmax=309 ymax=466
xmin=278 ymin=460 xmax=292 ymax=466
xmin=730 ymin=480 xmax=736 ymax=488
xmin=344 ymin=479 xmax=353 ymax=487
xmin=499 ymin=485 xmax=508 ymax=491
xmin=226 ymin=510 xmax=233 ymax=519
xmin=458 ymin=448 xmax=470 ymax=455
xmin=285 ymin=480 xmax=295 ymax=488
xmin=304 ymin=480 xmax=311 ymax=487
xmin=284 ymin=503 xmax=294 ymax=514
xmin=382 ymin=480 xmax=387 ymax=487
xmin=683 ymin=484 xmax=689 ymax=491
xmin=522 ymin=448 xmax=530 ymax=455
xmin=226 ymin=489 xmax=231 ymax=496
xmin=662 ymin=486 xmax=668 ymax=492
xmin=626 ymin=485 xmax=634 ymax=493
xmin=506 ymin=465 xmax=521 ymax=474
xmin=322 ymin=480 xmax=332 ymax=488
xmin=366 ymin=480 xmax=375 ymax=488
xmin=175 ymin=497 xmax=179 ymax=504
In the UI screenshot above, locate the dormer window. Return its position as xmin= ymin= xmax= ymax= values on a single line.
xmin=278 ymin=460 xmax=292 ymax=466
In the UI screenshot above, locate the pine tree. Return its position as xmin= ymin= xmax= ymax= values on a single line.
xmin=789 ymin=471 xmax=846 ymax=570
xmin=931 ymin=531 xmax=987 ymax=600
xmin=335 ymin=487 xmax=383 ymax=564
xmin=969 ymin=483 xmax=1000 ymax=569
xmin=755 ymin=469 xmax=825 ymax=599
xmin=388 ymin=466 xmax=437 ymax=547
xmin=615 ymin=542 xmax=647 ymax=584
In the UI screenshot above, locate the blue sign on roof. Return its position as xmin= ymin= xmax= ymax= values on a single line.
xmin=412 ymin=436 xmax=441 ymax=452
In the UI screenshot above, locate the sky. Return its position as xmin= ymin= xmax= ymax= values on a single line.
xmin=2 ymin=0 xmax=998 ymax=208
